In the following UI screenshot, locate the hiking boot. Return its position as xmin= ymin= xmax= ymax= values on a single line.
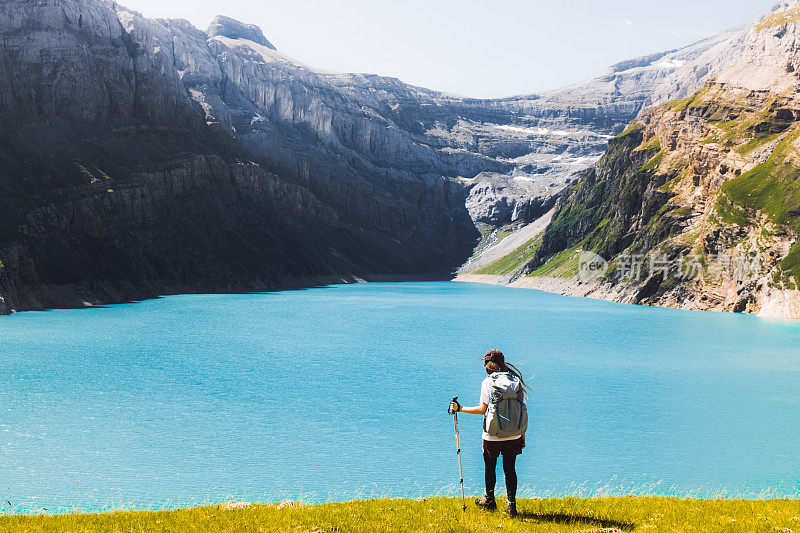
xmin=474 ymin=493 xmax=497 ymax=511
xmin=506 ymin=500 xmax=518 ymax=518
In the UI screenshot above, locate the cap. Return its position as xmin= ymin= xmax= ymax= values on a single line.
xmin=479 ymin=349 xmax=505 ymax=365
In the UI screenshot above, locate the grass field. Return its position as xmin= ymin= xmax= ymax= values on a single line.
xmin=2 ymin=496 xmax=798 ymax=532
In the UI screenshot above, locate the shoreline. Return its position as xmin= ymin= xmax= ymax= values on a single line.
xmin=0 ymin=273 xmax=448 ymax=316
xmin=453 ymin=273 xmax=800 ymax=320
xmin=7 ymin=272 xmax=800 ymax=320
xmin=452 ymin=273 xmax=616 ymax=302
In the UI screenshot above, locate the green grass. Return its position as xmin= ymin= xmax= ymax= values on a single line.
xmin=478 ymin=225 xmax=495 ymax=238
xmin=528 ymin=244 xmax=583 ymax=279
xmin=702 ymin=93 xmax=787 ymax=152
xmin=637 ymin=136 xmax=661 ymax=152
xmin=724 ymin=130 xmax=800 ymax=227
xmin=640 ymin=149 xmax=665 ymax=172
xmin=474 ymin=237 xmax=542 ymax=275
xmin=715 ymin=194 xmax=750 ymax=227
xmin=724 ymin=129 xmax=800 ymax=285
xmin=2 ymin=497 xmax=798 ymax=532
xmin=662 ymin=86 xmax=714 ymax=113
xmin=780 ymin=243 xmax=800 ymax=288
xmin=496 ymin=228 xmax=515 ymax=243
xmin=736 ymin=131 xmax=781 ymax=157
xmin=670 ymin=206 xmax=693 ymax=218
xmin=664 ymin=96 xmax=694 ymax=112
xmin=475 ymin=226 xmax=516 ymax=252
xmin=615 ymin=122 xmax=643 ymax=139
xmin=657 ymin=171 xmax=685 ymax=193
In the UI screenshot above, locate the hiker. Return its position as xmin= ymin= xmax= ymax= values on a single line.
xmin=449 ymin=349 xmax=529 ymax=518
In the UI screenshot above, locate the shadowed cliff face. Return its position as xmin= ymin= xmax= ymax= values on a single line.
xmin=0 ymin=0 xmax=478 ymax=313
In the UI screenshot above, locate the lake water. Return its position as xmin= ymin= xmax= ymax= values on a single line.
xmin=1 ymin=281 xmax=799 ymax=513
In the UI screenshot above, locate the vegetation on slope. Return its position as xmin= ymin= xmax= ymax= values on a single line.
xmin=2 ymin=497 xmax=798 ymax=532
xmin=724 ymin=130 xmax=800 ymax=227
xmin=780 ymin=243 xmax=800 ymax=288
xmin=714 ymin=194 xmax=750 ymax=227
xmin=528 ymin=244 xmax=583 ymax=279
xmin=525 ymin=124 xmax=674 ymax=275
xmin=525 ymin=77 xmax=800 ymax=297
xmin=474 ymin=237 xmax=542 ymax=275
xmin=614 ymin=122 xmax=643 ymax=139
xmin=723 ymin=129 xmax=800 ymax=285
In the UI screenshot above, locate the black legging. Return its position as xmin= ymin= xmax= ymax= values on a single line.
xmin=483 ymin=452 xmax=517 ymax=501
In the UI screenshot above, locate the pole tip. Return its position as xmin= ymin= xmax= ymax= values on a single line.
xmin=462 ymin=505 xmax=466 ymax=511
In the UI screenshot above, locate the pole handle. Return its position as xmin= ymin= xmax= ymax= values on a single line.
xmin=448 ymin=396 xmax=459 ymax=415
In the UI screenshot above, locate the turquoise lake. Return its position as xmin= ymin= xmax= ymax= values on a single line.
xmin=1 ymin=281 xmax=799 ymax=513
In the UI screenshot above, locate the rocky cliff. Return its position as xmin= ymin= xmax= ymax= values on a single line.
xmin=0 ymin=0 xmax=479 ymax=313
xmin=0 ymin=0 xmax=759 ymax=313
xmin=512 ymin=1 xmax=800 ymax=319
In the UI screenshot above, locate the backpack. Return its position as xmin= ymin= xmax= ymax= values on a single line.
xmin=483 ymin=372 xmax=528 ymax=439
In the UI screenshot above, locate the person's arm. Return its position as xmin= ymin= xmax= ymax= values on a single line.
xmin=450 ymin=400 xmax=487 ymax=415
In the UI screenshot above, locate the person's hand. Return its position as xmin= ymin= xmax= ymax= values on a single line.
xmin=449 ymin=400 xmax=460 ymax=412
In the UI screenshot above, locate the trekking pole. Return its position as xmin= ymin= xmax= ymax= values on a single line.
xmin=448 ymin=396 xmax=467 ymax=511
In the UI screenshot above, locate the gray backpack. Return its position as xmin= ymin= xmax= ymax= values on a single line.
xmin=483 ymin=372 xmax=528 ymax=438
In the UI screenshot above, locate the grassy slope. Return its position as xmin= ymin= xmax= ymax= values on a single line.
xmin=528 ymin=244 xmax=583 ymax=278
xmin=473 ymin=237 xmax=542 ymax=275
xmin=4 ymin=497 xmax=798 ymax=532
xmin=723 ymin=129 xmax=800 ymax=285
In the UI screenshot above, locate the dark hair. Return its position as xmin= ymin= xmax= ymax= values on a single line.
xmin=484 ymin=350 xmax=530 ymax=394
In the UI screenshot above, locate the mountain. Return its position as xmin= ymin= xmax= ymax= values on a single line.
xmin=0 ymin=0 xmax=752 ymax=313
xmin=0 ymin=0 xmax=479 ymax=313
xmin=496 ymin=1 xmax=800 ymax=319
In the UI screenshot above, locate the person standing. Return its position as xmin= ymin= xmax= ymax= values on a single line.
xmin=450 ymin=349 xmax=529 ymax=518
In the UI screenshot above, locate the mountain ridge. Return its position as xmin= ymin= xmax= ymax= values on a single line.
xmin=0 ymin=0 xmax=762 ymax=313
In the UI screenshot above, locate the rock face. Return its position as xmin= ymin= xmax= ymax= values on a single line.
xmin=518 ymin=1 xmax=800 ymax=319
xmin=188 ymin=14 xmax=749 ymax=232
xmin=0 ymin=0 xmax=478 ymax=313
xmin=0 ymin=0 xmax=758 ymax=313
xmin=465 ymin=173 xmax=561 ymax=225
xmin=450 ymin=25 xmax=748 ymax=227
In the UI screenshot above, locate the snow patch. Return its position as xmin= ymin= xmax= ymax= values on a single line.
xmin=494 ymin=125 xmax=578 ymax=137
xmin=496 ymin=124 xmax=553 ymax=136
xmin=651 ymin=58 xmax=686 ymax=69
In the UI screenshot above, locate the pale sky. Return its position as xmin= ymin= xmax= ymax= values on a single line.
xmin=120 ymin=0 xmax=773 ymax=99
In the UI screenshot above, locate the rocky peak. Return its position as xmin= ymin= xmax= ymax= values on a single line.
xmin=714 ymin=1 xmax=800 ymax=92
xmin=206 ymin=15 xmax=276 ymax=49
